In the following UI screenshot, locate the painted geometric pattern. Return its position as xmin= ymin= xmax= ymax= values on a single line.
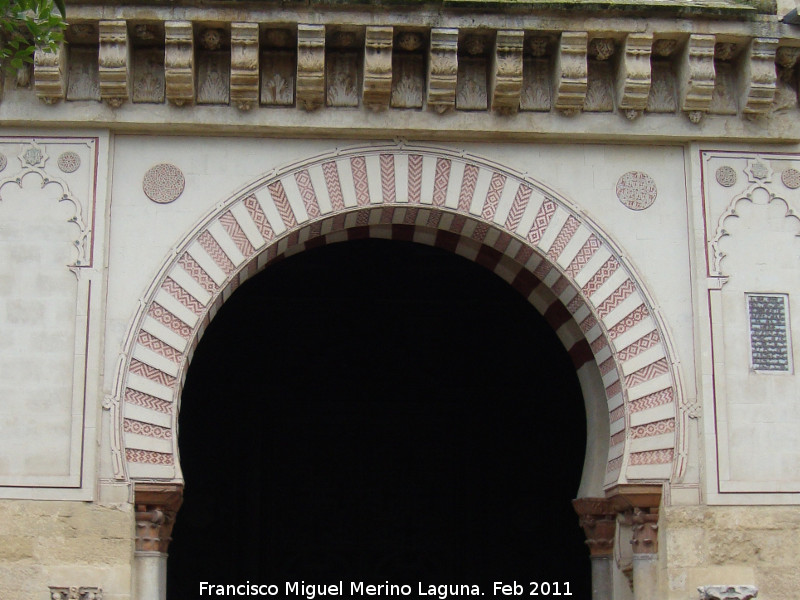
xmin=198 ymin=230 xmax=235 ymax=275
xmin=630 ymin=418 xmax=675 ymax=439
xmin=124 ymin=418 xmax=173 ymax=440
xmin=243 ymin=195 xmax=275 ymax=241
xmin=322 ymin=161 xmax=345 ymax=211
xmin=178 ymin=252 xmax=218 ymax=294
xmin=295 ymin=169 xmax=322 ymax=219
xmin=583 ymin=256 xmax=619 ymax=297
xmin=629 ymin=448 xmax=674 ymax=465
xmin=459 ymin=164 xmax=479 ymax=211
xmin=219 ymin=211 xmax=255 ymax=258
xmin=119 ymin=145 xmax=679 ymax=487
xmin=505 ymin=184 xmax=533 ymax=232
xmin=482 ymin=172 xmax=506 ymax=221
xmin=547 ymin=215 xmax=580 ymax=261
xmin=565 ymin=234 xmax=601 ymax=277
xmin=137 ymin=330 xmax=182 ymax=363
xmin=147 ymin=302 xmax=192 ymax=339
xmin=380 ymin=154 xmax=396 ymax=204
xmin=161 ymin=277 xmax=204 ymax=315
xmin=527 ymin=198 xmax=557 ymax=245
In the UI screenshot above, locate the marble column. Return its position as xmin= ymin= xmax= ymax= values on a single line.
xmin=573 ymin=498 xmax=616 ymax=600
xmin=133 ymin=483 xmax=183 ymax=600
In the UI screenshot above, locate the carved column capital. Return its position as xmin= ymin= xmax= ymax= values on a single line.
xmin=48 ymin=587 xmax=103 ymax=600
xmin=630 ymin=507 xmax=659 ymax=554
xmin=572 ymin=497 xmax=616 ymax=556
xmin=134 ymin=482 xmax=183 ymax=554
xmin=698 ymin=585 xmax=758 ymax=600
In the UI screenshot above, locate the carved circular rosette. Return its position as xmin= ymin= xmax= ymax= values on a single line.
xmin=616 ymin=171 xmax=657 ymax=210
xmin=396 ymin=32 xmax=423 ymax=52
xmin=652 ymin=38 xmax=678 ymax=58
xmin=57 ymin=151 xmax=81 ymax=173
xmin=143 ymin=163 xmax=186 ymax=204
xmin=0 ymin=153 xmax=6 ymax=172
xmin=781 ymin=167 xmax=800 ymax=189
xmin=715 ymin=166 xmax=737 ymax=187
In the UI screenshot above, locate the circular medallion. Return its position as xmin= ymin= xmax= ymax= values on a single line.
xmin=715 ymin=166 xmax=737 ymax=188
xmin=781 ymin=168 xmax=800 ymax=189
xmin=615 ymin=171 xmax=657 ymax=211
xmin=142 ymin=163 xmax=185 ymax=204
xmin=57 ymin=151 xmax=81 ymax=173
xmin=0 ymin=153 xmax=6 ymax=172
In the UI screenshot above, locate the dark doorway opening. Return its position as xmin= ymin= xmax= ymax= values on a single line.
xmin=168 ymin=238 xmax=590 ymax=597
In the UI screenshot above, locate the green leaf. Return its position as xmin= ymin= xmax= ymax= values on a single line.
xmin=10 ymin=56 xmax=22 ymax=68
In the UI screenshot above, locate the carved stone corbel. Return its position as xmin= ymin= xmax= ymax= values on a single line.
xmin=678 ymin=34 xmax=716 ymax=122
xmin=739 ymin=37 xmax=778 ymax=115
xmin=491 ymin=30 xmax=524 ymax=115
xmin=297 ymin=24 xmax=326 ymax=111
xmin=427 ymin=28 xmax=459 ymax=113
xmin=134 ymin=482 xmax=183 ymax=554
xmin=363 ymin=26 xmax=393 ymax=110
xmin=99 ymin=20 xmax=130 ymax=108
xmin=230 ymin=22 xmax=260 ymax=110
xmin=616 ymin=33 xmax=653 ymax=119
xmin=34 ymin=41 xmax=67 ymax=103
xmin=165 ymin=21 xmax=194 ymax=106
xmin=554 ymin=31 xmax=588 ymax=115
xmin=698 ymin=586 xmax=758 ymax=600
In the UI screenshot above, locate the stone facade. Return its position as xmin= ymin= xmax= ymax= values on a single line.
xmin=2 ymin=0 xmax=800 ymax=598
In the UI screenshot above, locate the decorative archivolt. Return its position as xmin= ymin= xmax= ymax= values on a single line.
xmin=111 ymin=143 xmax=685 ymax=490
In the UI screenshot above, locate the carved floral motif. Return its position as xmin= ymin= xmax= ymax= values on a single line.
xmin=143 ymin=164 xmax=185 ymax=204
xmin=616 ymin=171 xmax=657 ymax=210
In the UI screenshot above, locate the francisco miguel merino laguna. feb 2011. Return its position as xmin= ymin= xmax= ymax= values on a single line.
xmin=199 ymin=581 xmax=489 ymax=598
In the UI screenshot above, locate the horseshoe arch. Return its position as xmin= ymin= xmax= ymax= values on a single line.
xmin=110 ymin=143 xmax=686 ymax=494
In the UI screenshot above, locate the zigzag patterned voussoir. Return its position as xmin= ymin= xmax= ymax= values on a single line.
xmin=527 ymin=198 xmax=557 ymax=245
xmin=161 ymin=277 xmax=204 ymax=315
xmin=322 ymin=161 xmax=345 ymax=211
xmin=566 ymin=234 xmax=601 ymax=278
xmin=459 ymin=164 xmax=479 ymax=211
xmin=198 ymin=231 xmax=235 ymax=275
xmin=295 ymin=169 xmax=321 ymax=218
xmin=606 ymin=456 xmax=623 ymax=473
xmin=219 ymin=211 xmax=255 ymax=258
xmin=243 ymin=195 xmax=275 ymax=241
xmin=124 ymin=388 xmax=172 ymax=414
xmin=596 ymin=279 xmax=636 ymax=319
xmin=624 ymin=357 xmax=669 ymax=388
xmin=178 ymin=252 xmax=218 ymax=294
xmin=129 ymin=358 xmax=176 ymax=387
xmin=629 ymin=448 xmax=674 ymax=466
xmin=268 ymin=181 xmax=298 ymax=228
xmin=547 ymin=215 xmax=579 ymax=261
xmin=137 ymin=330 xmax=182 ymax=363
xmin=379 ymin=154 xmax=396 ymax=204
xmin=605 ymin=380 xmax=621 ymax=398
xmin=407 ymin=155 xmax=423 ymax=204
xmin=472 ymin=222 xmax=490 ymax=242
xmin=582 ymin=256 xmax=619 ymax=297
xmin=505 ymin=184 xmax=532 ymax=232
xmin=629 ymin=387 xmax=674 ymax=413
xmin=609 ymin=404 xmax=625 ymax=422
xmin=598 ymin=356 xmax=616 ymax=375
xmin=482 ymin=172 xmax=505 ymax=221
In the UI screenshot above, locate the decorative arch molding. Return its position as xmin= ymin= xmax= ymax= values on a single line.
xmin=110 ymin=143 xmax=685 ymax=490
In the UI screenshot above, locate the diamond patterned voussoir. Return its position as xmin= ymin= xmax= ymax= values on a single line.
xmin=527 ymin=198 xmax=557 ymax=245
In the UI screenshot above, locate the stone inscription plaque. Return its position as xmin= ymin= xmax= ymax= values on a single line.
xmin=748 ymin=294 xmax=791 ymax=372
